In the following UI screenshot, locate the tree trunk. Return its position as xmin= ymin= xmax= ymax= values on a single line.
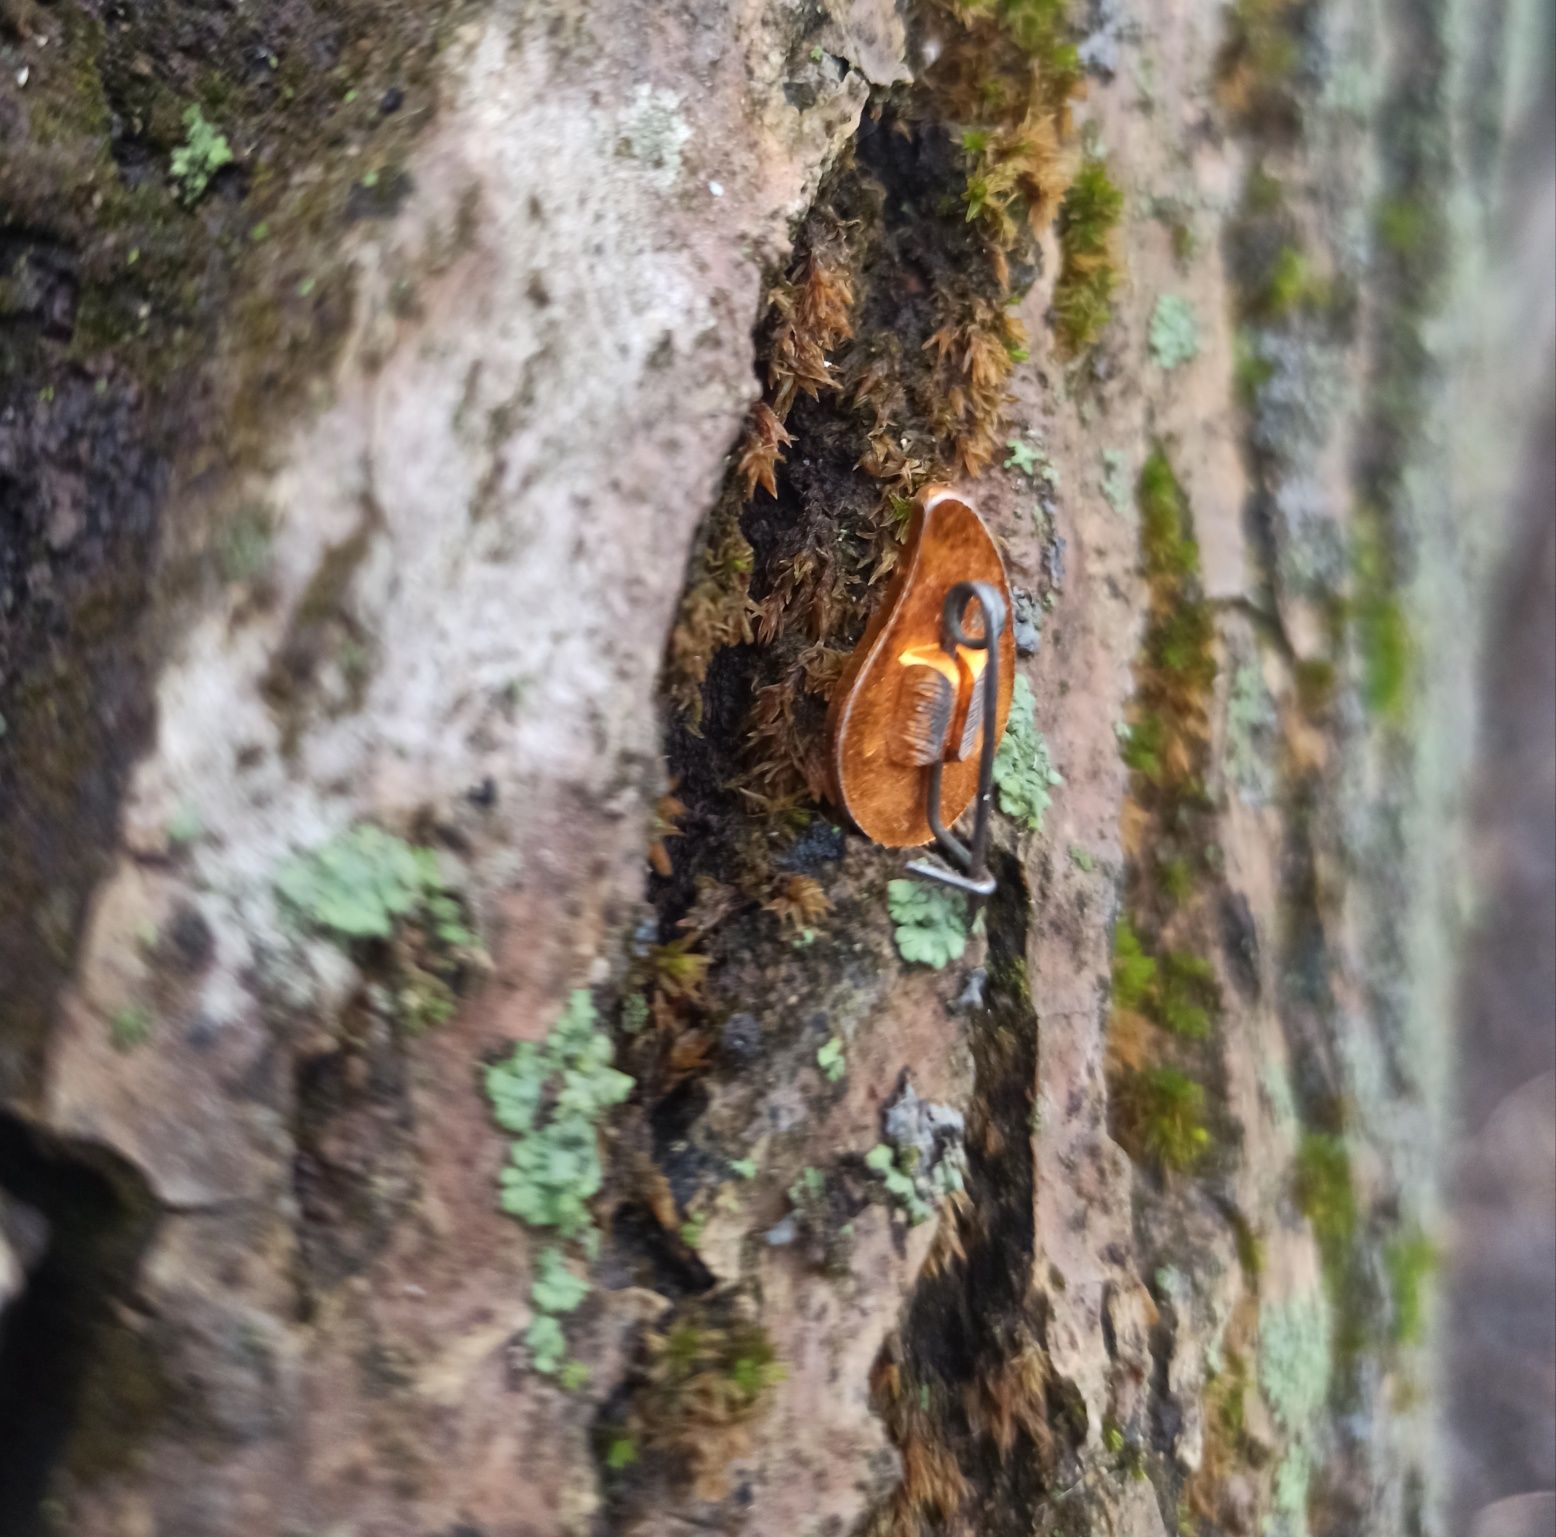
xmin=0 ymin=1 xmax=1550 ymax=1534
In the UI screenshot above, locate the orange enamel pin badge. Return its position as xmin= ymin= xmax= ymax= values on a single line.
xmin=827 ymin=486 xmax=1014 ymax=896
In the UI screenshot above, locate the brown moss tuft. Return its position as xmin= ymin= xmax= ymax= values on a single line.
xmin=923 ymin=296 xmax=1028 ymax=475
xmin=866 ymin=1353 xmax=973 ymax=1535
xmin=736 ymin=402 xmax=794 ymax=500
xmin=766 ymin=246 xmax=856 ymax=420
xmin=666 ymin=509 xmax=756 ymax=725
xmin=762 ymin=873 xmax=830 ymax=931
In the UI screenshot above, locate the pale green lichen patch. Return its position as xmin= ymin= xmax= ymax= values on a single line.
xmin=1226 ymin=656 xmax=1278 ymax=804
xmin=277 ymin=823 xmax=474 ymax=948
xmin=1100 ymin=447 xmax=1132 ymax=515
xmin=169 ymin=106 xmax=234 ymax=203
xmin=816 ymin=1035 xmax=847 ymax=1083
xmin=276 ymin=823 xmax=481 ymax=1032
xmin=1258 ymin=1291 xmax=1332 ymax=1433
xmin=865 ymin=1080 xmax=968 ymax=1225
xmin=1257 ymin=1290 xmax=1334 ymax=1536
xmin=618 ymin=84 xmax=692 ymax=186
xmin=887 ymin=879 xmax=968 ymax=969
xmin=865 ymin=1143 xmax=934 ymax=1224
xmin=1149 ymin=293 xmax=1201 ymax=369
xmin=994 ymin=674 xmax=1063 ymax=830
xmin=483 ymin=988 xmax=635 ymax=1375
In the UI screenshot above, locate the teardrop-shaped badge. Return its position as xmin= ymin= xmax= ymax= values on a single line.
xmin=827 ymin=486 xmax=1015 ymax=890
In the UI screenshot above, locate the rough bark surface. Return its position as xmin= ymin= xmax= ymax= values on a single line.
xmin=0 ymin=2 xmax=1550 ymax=1536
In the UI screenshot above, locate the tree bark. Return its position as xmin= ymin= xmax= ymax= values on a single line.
xmin=0 ymin=1 xmax=1550 ymax=1535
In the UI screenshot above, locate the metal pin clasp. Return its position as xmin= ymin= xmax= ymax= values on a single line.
xmin=903 ymin=580 xmax=1005 ymax=899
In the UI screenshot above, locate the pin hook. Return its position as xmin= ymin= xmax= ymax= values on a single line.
xmin=904 ymin=579 xmax=1005 ymax=900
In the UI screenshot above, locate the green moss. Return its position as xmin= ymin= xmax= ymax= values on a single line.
xmin=1385 ymin=1230 xmax=1436 ymax=1346
xmin=1130 ymin=453 xmax=1218 ymax=811
xmin=1053 ymin=156 xmax=1123 ymax=353
xmin=1159 ymin=950 xmax=1219 ymax=1039
xmin=1233 ymin=1215 xmax=1266 ymax=1280
xmin=1350 ymin=516 xmax=1413 ymax=722
xmin=1111 ymin=919 xmax=1217 ymax=1038
xmin=1115 ymin=1066 xmax=1211 ymax=1171
xmin=109 ymin=1005 xmax=153 ymax=1052
xmin=1375 ymin=194 xmax=1447 ymax=277
xmin=1160 ymin=854 xmax=1195 ymax=905
xmin=1294 ymin=1132 xmax=1357 ymax=1279
xmin=1294 ymin=658 xmax=1338 ymax=712
xmin=1233 ymin=329 xmax=1276 ymax=405
xmin=1120 ymin=712 xmax=1165 ymax=778
xmin=1138 ymin=449 xmax=1200 ymax=581
xmin=1220 ymin=0 xmax=1305 ymax=125
xmin=1111 ymin=917 xmax=1159 ymax=1012
xmin=1149 ymin=600 xmax=1217 ymax=685
xmin=963 ymin=0 xmax=1082 ymax=86
xmin=636 ymin=1310 xmax=785 ymax=1439
xmin=1260 ymin=243 xmax=1328 ymax=318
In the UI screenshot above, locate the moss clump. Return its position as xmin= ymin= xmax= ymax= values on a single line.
xmin=1127 ymin=449 xmax=1217 ymax=804
xmin=1218 ymin=0 xmax=1309 ymax=130
xmin=633 ymin=1307 xmax=785 ymax=1443
xmin=1159 ymin=950 xmax=1219 ymax=1039
xmin=1139 ymin=449 xmax=1201 ymax=581
xmin=1053 ymin=156 xmax=1123 ymax=353
xmin=1110 ymin=919 xmax=1218 ymax=1039
xmin=1159 ymin=853 xmax=1195 ymax=905
xmin=961 ymin=121 xmax=1066 ymax=250
xmin=1294 ymin=1131 xmax=1357 ymax=1277
xmin=1115 ymin=1066 xmax=1211 ymax=1171
xmin=109 ymin=1005 xmax=153 ymax=1052
xmin=1385 ymin=1230 xmax=1435 ymax=1347
xmin=1257 ymin=243 xmax=1332 ymax=320
xmin=990 ymin=0 xmax=1081 ymax=79
xmin=1350 ymin=516 xmax=1412 ymax=722
xmin=1374 ymin=193 xmax=1450 ymax=297
xmin=1111 ymin=916 xmax=1159 ymax=1013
